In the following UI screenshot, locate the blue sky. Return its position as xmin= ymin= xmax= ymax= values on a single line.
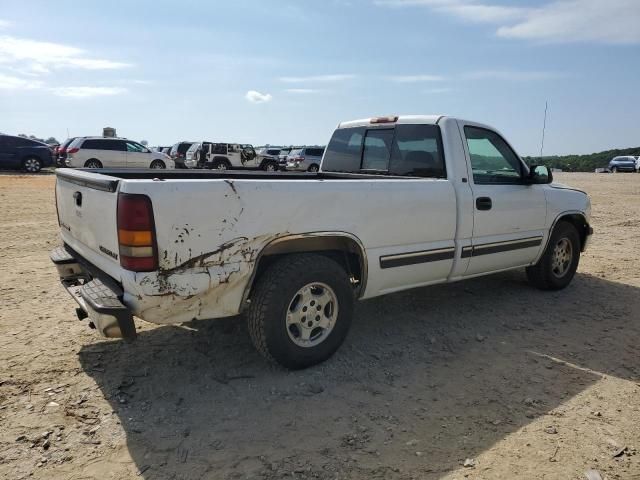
xmin=1 ymin=0 xmax=638 ymax=155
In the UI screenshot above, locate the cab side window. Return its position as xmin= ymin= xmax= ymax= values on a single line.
xmin=389 ymin=124 xmax=445 ymax=178
xmin=464 ymin=126 xmax=524 ymax=184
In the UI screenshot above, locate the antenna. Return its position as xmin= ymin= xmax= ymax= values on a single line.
xmin=66 ymin=127 xmax=70 ymax=138
xmin=539 ymin=101 xmax=548 ymax=159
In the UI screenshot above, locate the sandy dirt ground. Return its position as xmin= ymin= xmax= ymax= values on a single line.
xmin=0 ymin=172 xmax=639 ymax=480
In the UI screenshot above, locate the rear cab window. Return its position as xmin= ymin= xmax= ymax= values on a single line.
xmin=322 ymin=123 xmax=446 ymax=178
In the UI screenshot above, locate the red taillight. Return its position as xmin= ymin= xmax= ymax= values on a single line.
xmin=117 ymin=193 xmax=158 ymax=271
xmin=67 ymin=147 xmax=79 ymax=154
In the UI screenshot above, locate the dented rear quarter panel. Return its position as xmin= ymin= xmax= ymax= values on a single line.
xmin=114 ymin=176 xmax=457 ymax=324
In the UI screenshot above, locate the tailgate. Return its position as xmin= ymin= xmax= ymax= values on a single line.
xmin=55 ymin=170 xmax=121 ymax=268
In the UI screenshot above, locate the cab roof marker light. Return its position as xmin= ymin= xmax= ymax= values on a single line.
xmin=370 ymin=116 xmax=399 ymax=124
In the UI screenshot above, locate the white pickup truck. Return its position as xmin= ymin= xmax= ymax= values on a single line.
xmin=51 ymin=115 xmax=592 ymax=369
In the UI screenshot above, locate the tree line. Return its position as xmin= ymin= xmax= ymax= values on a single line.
xmin=523 ymin=147 xmax=640 ymax=172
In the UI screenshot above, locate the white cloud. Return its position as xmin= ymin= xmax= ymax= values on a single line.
xmin=387 ymin=74 xmax=444 ymax=82
xmin=375 ymin=0 xmax=640 ymax=43
xmin=0 ymin=19 xmax=11 ymax=29
xmin=375 ymin=0 xmax=527 ymax=23
xmin=0 ymin=73 xmax=43 ymax=90
xmin=245 ymin=90 xmax=273 ymax=103
xmin=497 ymin=0 xmax=640 ymax=44
xmin=50 ymin=86 xmax=128 ymax=98
xmin=0 ymin=35 xmax=131 ymax=70
xmin=465 ymin=70 xmax=561 ymax=81
xmin=285 ymin=88 xmax=320 ymax=94
xmin=279 ymin=74 xmax=356 ymax=83
xmin=423 ymin=87 xmax=453 ymax=93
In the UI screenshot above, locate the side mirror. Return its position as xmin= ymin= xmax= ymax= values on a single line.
xmin=526 ymin=165 xmax=553 ymax=184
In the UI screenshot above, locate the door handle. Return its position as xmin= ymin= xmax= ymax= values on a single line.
xmin=476 ymin=197 xmax=492 ymax=211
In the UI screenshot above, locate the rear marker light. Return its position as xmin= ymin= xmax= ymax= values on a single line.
xmin=117 ymin=193 xmax=158 ymax=271
xmin=370 ymin=115 xmax=399 ymax=124
xmin=67 ymin=147 xmax=79 ymax=154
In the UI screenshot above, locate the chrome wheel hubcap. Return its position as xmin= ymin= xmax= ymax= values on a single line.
xmin=25 ymin=159 xmax=39 ymax=172
xmin=151 ymin=162 xmax=164 ymax=169
xmin=551 ymin=238 xmax=572 ymax=278
xmin=217 ymin=164 xmax=227 ymax=170
xmin=286 ymin=282 xmax=338 ymax=348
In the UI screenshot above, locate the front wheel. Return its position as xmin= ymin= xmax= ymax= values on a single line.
xmin=526 ymin=221 xmax=581 ymax=290
xmin=247 ymin=254 xmax=354 ymax=369
xmin=307 ymin=164 xmax=319 ymax=172
xmin=611 ymin=166 xmax=618 ymax=173
xmin=262 ymin=161 xmax=277 ymax=172
xmin=150 ymin=160 xmax=166 ymax=169
xmin=22 ymin=157 xmax=42 ymax=173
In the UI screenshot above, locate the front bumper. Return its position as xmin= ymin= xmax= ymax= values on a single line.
xmin=50 ymin=246 xmax=136 ymax=339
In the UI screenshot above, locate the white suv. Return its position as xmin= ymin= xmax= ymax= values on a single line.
xmin=65 ymin=137 xmax=173 ymax=169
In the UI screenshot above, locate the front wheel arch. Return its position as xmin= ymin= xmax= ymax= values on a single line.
xmin=550 ymin=213 xmax=590 ymax=252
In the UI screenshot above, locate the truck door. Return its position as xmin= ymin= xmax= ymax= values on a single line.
xmin=459 ymin=122 xmax=547 ymax=276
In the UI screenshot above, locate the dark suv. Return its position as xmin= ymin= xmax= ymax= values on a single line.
xmin=0 ymin=134 xmax=54 ymax=173
xmin=169 ymin=142 xmax=195 ymax=169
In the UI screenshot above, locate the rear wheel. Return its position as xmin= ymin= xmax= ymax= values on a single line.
xmin=211 ymin=159 xmax=230 ymax=170
xmin=307 ymin=164 xmax=319 ymax=172
xmin=526 ymin=221 xmax=580 ymax=290
xmin=247 ymin=254 xmax=354 ymax=369
xmin=22 ymin=156 xmax=42 ymax=173
xmin=150 ymin=160 xmax=166 ymax=169
xmin=84 ymin=159 xmax=103 ymax=168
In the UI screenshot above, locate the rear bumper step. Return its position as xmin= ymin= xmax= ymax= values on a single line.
xmin=50 ymin=246 xmax=136 ymax=339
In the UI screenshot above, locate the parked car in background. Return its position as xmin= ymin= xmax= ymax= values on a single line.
xmin=183 ymin=142 xmax=207 ymax=169
xmin=286 ymin=146 xmax=325 ymax=172
xmin=608 ymin=156 xmax=637 ymax=173
xmin=256 ymin=147 xmax=281 ymax=168
xmin=55 ymin=137 xmax=78 ymax=167
xmin=636 ymin=156 xmax=640 ymax=172
xmin=169 ymin=142 xmax=195 ymax=168
xmin=201 ymin=143 xmax=279 ymax=171
xmin=65 ymin=137 xmax=173 ymax=169
xmin=0 ymin=134 xmax=54 ymax=173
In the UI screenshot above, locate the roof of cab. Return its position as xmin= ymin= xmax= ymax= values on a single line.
xmin=338 ymin=115 xmax=445 ymax=129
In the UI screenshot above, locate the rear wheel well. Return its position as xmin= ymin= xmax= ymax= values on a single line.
xmin=555 ymin=214 xmax=589 ymax=250
xmin=245 ymin=235 xmax=366 ymax=307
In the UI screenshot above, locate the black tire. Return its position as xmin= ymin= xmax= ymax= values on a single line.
xmin=307 ymin=164 xmax=319 ymax=172
xmin=262 ymin=161 xmax=278 ymax=172
xmin=150 ymin=160 xmax=166 ymax=169
xmin=84 ymin=159 xmax=103 ymax=168
xmin=22 ymin=156 xmax=42 ymax=173
xmin=211 ymin=158 xmax=230 ymax=170
xmin=247 ymin=254 xmax=354 ymax=369
xmin=526 ymin=221 xmax=581 ymax=290
xmin=611 ymin=166 xmax=617 ymax=173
